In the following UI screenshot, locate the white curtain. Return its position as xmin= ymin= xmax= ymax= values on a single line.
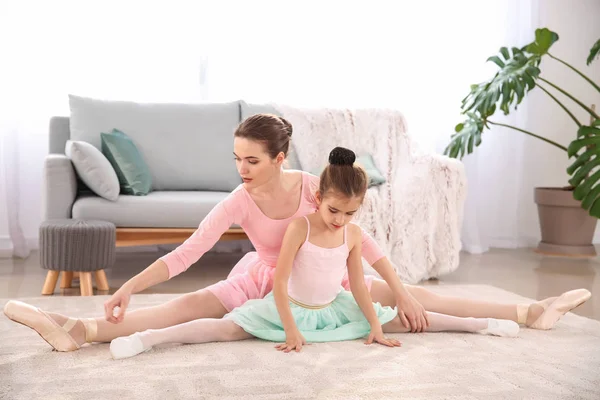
xmin=3 ymin=0 xmax=595 ymax=258
xmin=0 ymin=0 xmax=209 ymax=258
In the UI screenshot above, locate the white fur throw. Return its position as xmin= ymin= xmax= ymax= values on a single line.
xmin=274 ymin=104 xmax=467 ymax=284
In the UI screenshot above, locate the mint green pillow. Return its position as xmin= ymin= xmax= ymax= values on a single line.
xmin=310 ymin=154 xmax=386 ymax=188
xmin=356 ymin=154 xmax=386 ymax=187
xmin=101 ymin=129 xmax=152 ymax=195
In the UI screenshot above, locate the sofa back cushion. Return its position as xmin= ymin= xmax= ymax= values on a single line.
xmin=69 ymin=95 xmax=242 ymax=191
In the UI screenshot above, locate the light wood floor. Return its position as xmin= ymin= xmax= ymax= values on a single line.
xmin=1 ymin=247 xmax=598 ymax=320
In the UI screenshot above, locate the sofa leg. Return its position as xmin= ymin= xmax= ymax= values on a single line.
xmin=42 ymin=271 xmax=60 ymax=295
xmin=60 ymin=271 xmax=73 ymax=289
xmin=80 ymin=272 xmax=93 ymax=296
xmin=95 ymin=270 xmax=109 ymax=291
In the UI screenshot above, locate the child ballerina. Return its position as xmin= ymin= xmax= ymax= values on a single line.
xmin=110 ymin=147 xmax=519 ymax=359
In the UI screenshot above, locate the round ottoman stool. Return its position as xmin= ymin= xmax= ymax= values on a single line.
xmin=39 ymin=219 xmax=116 ymax=296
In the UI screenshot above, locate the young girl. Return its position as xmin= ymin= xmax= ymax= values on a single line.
xmin=109 ymin=147 xmax=519 ymax=359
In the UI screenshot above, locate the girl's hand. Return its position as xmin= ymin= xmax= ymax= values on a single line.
xmin=365 ymin=328 xmax=402 ymax=348
xmin=396 ymin=292 xmax=429 ymax=333
xmin=275 ymin=330 xmax=307 ymax=353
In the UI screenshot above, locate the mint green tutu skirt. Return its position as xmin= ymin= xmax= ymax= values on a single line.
xmin=224 ymin=291 xmax=397 ymax=342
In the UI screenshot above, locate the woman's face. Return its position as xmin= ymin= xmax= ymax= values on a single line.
xmin=233 ymin=137 xmax=284 ymax=188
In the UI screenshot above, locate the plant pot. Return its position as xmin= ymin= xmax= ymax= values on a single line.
xmin=534 ymin=187 xmax=598 ymax=257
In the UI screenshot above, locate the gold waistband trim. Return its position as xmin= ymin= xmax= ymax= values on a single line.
xmin=288 ymin=296 xmax=332 ymax=310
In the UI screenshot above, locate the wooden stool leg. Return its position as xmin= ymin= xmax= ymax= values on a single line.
xmin=42 ymin=271 xmax=60 ymax=295
xmin=60 ymin=271 xmax=74 ymax=289
xmin=79 ymin=272 xmax=93 ymax=296
xmin=94 ymin=270 xmax=109 ymax=291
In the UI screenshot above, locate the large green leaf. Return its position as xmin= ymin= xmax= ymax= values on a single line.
xmin=567 ymin=123 xmax=600 ymax=218
xmin=525 ymin=28 xmax=559 ymax=56
xmin=587 ymin=38 xmax=600 ymax=66
xmin=443 ymin=112 xmax=485 ymax=160
xmin=462 ymin=47 xmax=540 ymax=116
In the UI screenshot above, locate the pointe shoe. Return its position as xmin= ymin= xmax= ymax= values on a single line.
xmin=527 ymin=289 xmax=592 ymax=330
xmin=3 ymin=300 xmax=80 ymax=351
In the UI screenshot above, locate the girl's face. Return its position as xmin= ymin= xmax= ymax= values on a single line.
xmin=233 ymin=137 xmax=284 ymax=188
xmin=315 ymin=190 xmax=363 ymax=232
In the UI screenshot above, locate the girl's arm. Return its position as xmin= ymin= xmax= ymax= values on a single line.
xmin=273 ymin=219 xmax=306 ymax=344
xmin=346 ymin=225 xmax=381 ymax=329
xmin=370 ymin=256 xmax=429 ymax=332
xmin=347 ymin=224 xmax=402 ymax=348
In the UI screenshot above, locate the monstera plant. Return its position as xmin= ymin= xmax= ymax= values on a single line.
xmin=445 ymin=28 xmax=600 ymax=256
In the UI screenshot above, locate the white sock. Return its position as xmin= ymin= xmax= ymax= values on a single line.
xmin=110 ymin=332 xmax=148 ymax=359
xmin=110 ymin=318 xmax=250 ymax=360
xmin=477 ymin=318 xmax=520 ymax=337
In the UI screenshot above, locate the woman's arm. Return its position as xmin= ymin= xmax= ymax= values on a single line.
xmin=104 ymin=190 xmax=245 ymax=322
xmin=273 ymin=219 xmax=306 ymax=336
xmin=159 ymin=189 xmax=245 ymax=278
xmin=120 ymin=259 xmax=170 ymax=294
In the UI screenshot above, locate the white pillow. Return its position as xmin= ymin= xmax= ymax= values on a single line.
xmin=65 ymin=140 xmax=120 ymax=201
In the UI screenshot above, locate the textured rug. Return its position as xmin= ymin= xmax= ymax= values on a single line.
xmin=1 ymin=284 xmax=599 ymax=400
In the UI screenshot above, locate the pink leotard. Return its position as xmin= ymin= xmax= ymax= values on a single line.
xmin=288 ymin=216 xmax=351 ymax=306
xmin=159 ymin=172 xmax=385 ymax=311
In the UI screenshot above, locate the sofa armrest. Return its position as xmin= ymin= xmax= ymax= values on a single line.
xmin=43 ymin=155 xmax=77 ymax=220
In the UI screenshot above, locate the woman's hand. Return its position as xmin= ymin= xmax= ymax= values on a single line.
xmin=104 ymin=285 xmax=132 ymax=323
xmin=365 ymin=326 xmax=402 ymax=348
xmin=276 ymin=329 xmax=307 ymax=353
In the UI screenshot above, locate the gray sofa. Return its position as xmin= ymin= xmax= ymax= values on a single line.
xmin=44 ymin=95 xmax=466 ymax=283
xmin=45 ymin=97 xmax=279 ymax=230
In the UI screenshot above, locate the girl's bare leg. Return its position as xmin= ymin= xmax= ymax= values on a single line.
xmin=382 ymin=312 xmax=518 ymax=337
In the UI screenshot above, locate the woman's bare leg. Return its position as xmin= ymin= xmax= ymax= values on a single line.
xmin=369 ymin=279 xmax=556 ymax=325
xmin=29 ymin=289 xmax=228 ymax=346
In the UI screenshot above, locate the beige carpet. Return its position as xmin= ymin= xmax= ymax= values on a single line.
xmin=1 ymin=284 xmax=599 ymax=400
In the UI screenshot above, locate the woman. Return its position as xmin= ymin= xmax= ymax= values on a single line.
xmin=3 ymin=114 xmax=591 ymax=352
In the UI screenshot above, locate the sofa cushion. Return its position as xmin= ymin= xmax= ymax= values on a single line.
xmin=65 ymin=140 xmax=120 ymax=201
xmin=101 ymin=129 xmax=153 ymax=196
xmin=72 ymin=191 xmax=235 ymax=228
xmin=69 ymin=95 xmax=242 ymax=191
